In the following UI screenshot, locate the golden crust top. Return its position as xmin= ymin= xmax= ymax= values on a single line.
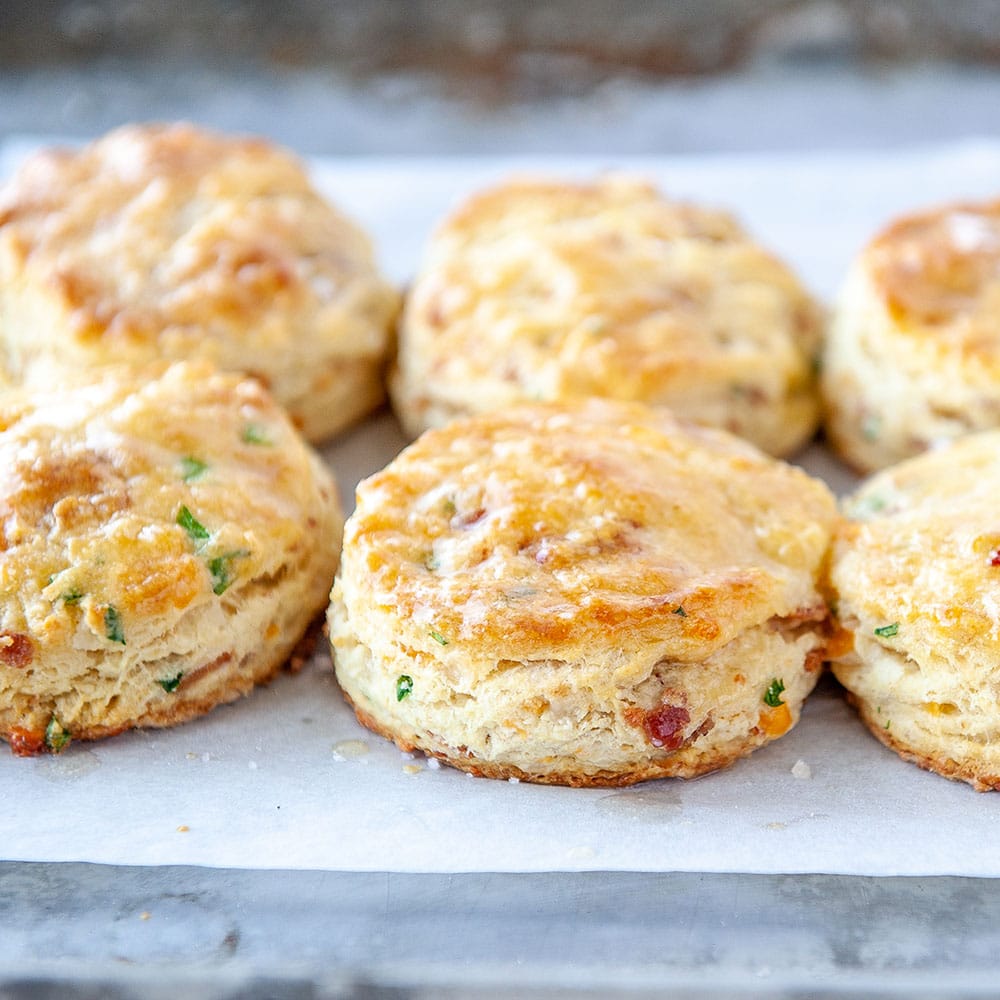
xmin=396 ymin=175 xmax=822 ymax=454
xmin=832 ymin=430 xmax=1000 ymax=658
xmin=0 ymin=361 xmax=340 ymax=653
xmin=438 ymin=177 xmax=745 ymax=246
xmin=345 ymin=399 xmax=837 ymax=669
xmin=865 ymin=199 xmax=1000 ymax=359
xmin=0 ymin=122 xmax=398 ymax=377
xmin=403 ymin=176 xmax=820 ymax=395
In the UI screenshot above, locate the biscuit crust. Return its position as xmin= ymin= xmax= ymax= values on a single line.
xmin=329 ymin=399 xmax=837 ymax=786
xmin=392 ymin=176 xmax=823 ymax=456
xmin=0 ymin=362 xmax=343 ymax=753
xmin=823 ymin=199 xmax=1000 ymax=472
xmin=0 ymin=123 xmax=399 ymax=441
xmin=829 ymin=432 xmax=1000 ymax=789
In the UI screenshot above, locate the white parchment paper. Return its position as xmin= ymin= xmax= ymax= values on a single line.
xmin=3 ymin=140 xmax=1000 ymax=875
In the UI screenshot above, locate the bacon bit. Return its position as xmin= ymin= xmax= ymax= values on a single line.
xmin=990 ymin=550 xmax=1000 ymax=567
xmin=533 ymin=539 xmax=552 ymax=565
xmin=731 ymin=384 xmax=769 ymax=405
xmin=8 ymin=726 xmax=46 ymax=757
xmin=426 ymin=299 xmax=446 ymax=328
xmin=244 ymin=369 xmax=272 ymax=390
xmin=643 ymin=704 xmax=691 ymax=750
xmin=803 ymin=648 xmax=825 ymax=673
xmin=688 ymin=714 xmax=715 ymax=743
xmin=180 ymin=651 xmax=233 ymax=687
xmin=760 ymin=702 xmax=792 ymax=738
xmin=452 ymin=507 xmax=486 ymax=529
xmin=0 ymin=632 xmax=33 ymax=668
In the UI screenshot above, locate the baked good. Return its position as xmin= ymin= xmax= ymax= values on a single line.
xmin=0 ymin=122 xmax=399 ymax=441
xmin=823 ymin=199 xmax=1000 ymax=472
xmin=329 ymin=399 xmax=838 ymax=786
xmin=829 ymin=431 xmax=1000 ymax=790
xmin=0 ymin=361 xmax=343 ymax=755
xmin=391 ymin=176 xmax=823 ymax=456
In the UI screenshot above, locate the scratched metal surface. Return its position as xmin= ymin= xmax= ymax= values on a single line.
xmin=1 ymin=864 xmax=999 ymax=998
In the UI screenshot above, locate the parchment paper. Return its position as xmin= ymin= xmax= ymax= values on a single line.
xmin=3 ymin=140 xmax=1000 ymax=875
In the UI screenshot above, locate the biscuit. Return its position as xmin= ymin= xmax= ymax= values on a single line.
xmin=829 ymin=431 xmax=1000 ymax=790
xmin=0 ymin=122 xmax=399 ymax=441
xmin=391 ymin=176 xmax=822 ymax=457
xmin=0 ymin=361 xmax=343 ymax=754
xmin=823 ymin=199 xmax=1000 ymax=472
xmin=329 ymin=399 xmax=837 ymax=786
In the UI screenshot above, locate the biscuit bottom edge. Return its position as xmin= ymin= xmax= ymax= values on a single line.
xmin=342 ymin=690 xmax=803 ymax=788
xmin=330 ymin=599 xmax=827 ymax=788
xmin=1 ymin=607 xmax=330 ymax=757
xmin=847 ymin=691 xmax=1000 ymax=793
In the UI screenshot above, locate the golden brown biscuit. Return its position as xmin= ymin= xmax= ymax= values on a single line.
xmin=0 ymin=122 xmax=399 ymax=441
xmin=823 ymin=199 xmax=1000 ymax=472
xmin=329 ymin=399 xmax=837 ymax=786
xmin=392 ymin=176 xmax=823 ymax=456
xmin=0 ymin=361 xmax=343 ymax=755
xmin=829 ymin=431 xmax=1000 ymax=790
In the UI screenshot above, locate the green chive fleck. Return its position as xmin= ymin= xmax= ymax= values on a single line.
xmin=673 ymin=606 xmax=687 ymax=617
xmin=180 ymin=456 xmax=208 ymax=482
xmin=177 ymin=506 xmax=210 ymax=545
xmin=44 ymin=716 xmax=71 ymax=753
xmin=209 ymin=550 xmax=250 ymax=596
xmin=853 ymin=494 xmax=887 ymax=519
xmin=861 ymin=416 xmax=882 ymax=442
xmin=209 ymin=558 xmax=230 ymax=595
xmin=105 ymin=605 xmax=125 ymax=645
xmin=396 ymin=675 xmax=414 ymax=701
xmin=442 ymin=498 xmax=457 ymax=517
xmin=423 ymin=551 xmax=440 ymax=571
xmin=241 ymin=424 xmax=272 ymax=446
xmin=764 ymin=678 xmax=786 ymax=708
xmin=157 ymin=672 xmax=184 ymax=694
xmin=874 ymin=623 xmax=899 ymax=639
xmin=429 ymin=629 xmax=449 ymax=646
xmin=61 ymin=588 xmax=84 ymax=606
xmin=885 ymin=720 xmax=891 ymax=731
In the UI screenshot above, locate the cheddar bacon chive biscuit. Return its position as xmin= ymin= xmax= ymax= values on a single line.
xmin=0 ymin=122 xmax=399 ymax=441
xmin=329 ymin=399 xmax=838 ymax=787
xmin=823 ymin=199 xmax=1000 ymax=472
xmin=0 ymin=362 xmax=343 ymax=755
xmin=830 ymin=431 xmax=1000 ymax=791
xmin=391 ymin=176 xmax=823 ymax=456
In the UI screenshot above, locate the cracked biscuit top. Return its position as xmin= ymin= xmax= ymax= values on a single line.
xmin=0 ymin=122 xmax=399 ymax=439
